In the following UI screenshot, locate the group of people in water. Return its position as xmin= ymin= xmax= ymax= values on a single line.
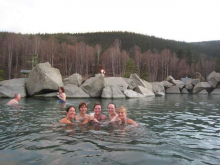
xmin=57 ymin=87 xmax=138 ymax=126
xmin=59 ymin=102 xmax=138 ymax=126
xmin=7 ymin=87 xmax=138 ymax=127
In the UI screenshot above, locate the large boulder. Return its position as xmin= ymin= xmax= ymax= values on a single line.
xmin=123 ymin=89 xmax=145 ymax=98
xmin=166 ymin=75 xmax=176 ymax=85
xmin=207 ymin=71 xmax=220 ymax=88
xmin=123 ymin=78 xmax=136 ymax=90
xmin=165 ymin=86 xmax=181 ymax=94
xmin=101 ymin=86 xmax=126 ymax=98
xmin=26 ymin=62 xmax=63 ymax=96
xmin=65 ymin=84 xmax=90 ymax=98
xmin=181 ymin=88 xmax=189 ymax=94
xmin=0 ymin=78 xmax=26 ymax=97
xmin=63 ymin=73 xmax=82 ymax=86
xmin=104 ymin=77 xmax=128 ymax=91
xmin=197 ymin=89 xmax=209 ymax=95
xmin=192 ymin=82 xmax=212 ymax=94
xmin=130 ymin=73 xmax=146 ymax=88
xmin=210 ymin=88 xmax=220 ymax=95
xmin=80 ymin=75 xmax=105 ymax=97
xmin=185 ymin=79 xmax=200 ymax=91
xmin=151 ymin=82 xmax=165 ymax=93
xmin=143 ymin=80 xmax=153 ymax=91
xmin=134 ymin=86 xmax=155 ymax=97
xmin=161 ymin=81 xmax=174 ymax=89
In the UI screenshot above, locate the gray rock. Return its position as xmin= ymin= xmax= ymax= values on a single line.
xmin=80 ymin=75 xmax=105 ymax=97
xmin=151 ymin=82 xmax=165 ymax=94
xmin=192 ymin=82 xmax=212 ymax=94
xmin=123 ymin=78 xmax=136 ymax=90
xmin=166 ymin=75 xmax=176 ymax=85
xmin=130 ymin=73 xmax=146 ymax=88
xmin=207 ymin=71 xmax=220 ymax=88
xmin=65 ymin=84 xmax=90 ymax=98
xmin=175 ymin=80 xmax=185 ymax=88
xmin=123 ymin=89 xmax=145 ymax=98
xmin=181 ymin=88 xmax=189 ymax=94
xmin=26 ymin=62 xmax=63 ymax=96
xmin=210 ymin=88 xmax=220 ymax=95
xmin=134 ymin=86 xmax=155 ymax=97
xmin=0 ymin=78 xmax=26 ymax=97
xmin=155 ymin=92 xmax=165 ymax=96
xmin=63 ymin=73 xmax=82 ymax=86
xmin=161 ymin=81 xmax=174 ymax=89
xmin=34 ymin=92 xmax=57 ymax=97
xmin=101 ymin=86 xmax=126 ymax=98
xmin=197 ymin=89 xmax=209 ymax=95
xmin=185 ymin=79 xmax=200 ymax=90
xmin=104 ymin=77 xmax=128 ymax=91
xmin=143 ymin=80 xmax=153 ymax=91
xmin=166 ymin=86 xmax=181 ymax=94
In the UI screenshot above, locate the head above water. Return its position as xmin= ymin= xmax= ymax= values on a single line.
xmin=59 ymin=87 xmax=65 ymax=93
xmin=14 ymin=93 xmax=21 ymax=100
xmin=93 ymin=102 xmax=102 ymax=110
xmin=107 ymin=103 xmax=116 ymax=109
xmin=118 ymin=106 xmax=127 ymax=114
xmin=78 ymin=101 xmax=88 ymax=110
xmin=66 ymin=106 xmax=76 ymax=112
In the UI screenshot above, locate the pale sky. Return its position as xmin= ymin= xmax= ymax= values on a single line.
xmin=0 ymin=0 xmax=220 ymax=42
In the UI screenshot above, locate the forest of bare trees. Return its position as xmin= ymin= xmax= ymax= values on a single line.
xmin=0 ymin=32 xmax=218 ymax=82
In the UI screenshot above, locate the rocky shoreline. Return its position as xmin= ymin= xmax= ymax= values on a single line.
xmin=0 ymin=62 xmax=220 ymax=98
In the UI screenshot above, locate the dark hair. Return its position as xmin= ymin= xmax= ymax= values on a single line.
xmin=66 ymin=106 xmax=76 ymax=112
xmin=78 ymin=102 xmax=87 ymax=110
xmin=108 ymin=103 xmax=116 ymax=109
xmin=93 ymin=102 xmax=101 ymax=110
xmin=59 ymin=87 xmax=65 ymax=93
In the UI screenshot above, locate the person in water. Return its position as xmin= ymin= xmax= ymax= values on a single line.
xmin=59 ymin=106 xmax=76 ymax=124
xmin=75 ymin=102 xmax=91 ymax=123
xmin=7 ymin=93 xmax=21 ymax=106
xmin=108 ymin=103 xmax=120 ymax=122
xmin=57 ymin=87 xmax=66 ymax=103
xmin=118 ymin=106 xmax=138 ymax=126
xmin=93 ymin=102 xmax=107 ymax=122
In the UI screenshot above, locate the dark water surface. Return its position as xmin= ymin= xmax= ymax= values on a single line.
xmin=0 ymin=95 xmax=219 ymax=165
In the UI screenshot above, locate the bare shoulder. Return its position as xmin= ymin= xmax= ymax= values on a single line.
xmin=127 ymin=118 xmax=138 ymax=126
xmin=59 ymin=118 xmax=71 ymax=124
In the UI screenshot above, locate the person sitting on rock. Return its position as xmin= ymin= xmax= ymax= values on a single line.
xmin=59 ymin=106 xmax=76 ymax=124
xmin=7 ymin=93 xmax=21 ymax=106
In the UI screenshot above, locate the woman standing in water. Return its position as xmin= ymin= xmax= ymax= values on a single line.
xmin=57 ymin=87 xmax=66 ymax=103
xmin=59 ymin=106 xmax=76 ymax=124
xmin=75 ymin=102 xmax=91 ymax=123
xmin=108 ymin=103 xmax=120 ymax=122
xmin=118 ymin=106 xmax=138 ymax=126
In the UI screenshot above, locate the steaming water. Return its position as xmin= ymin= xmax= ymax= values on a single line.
xmin=0 ymin=95 xmax=219 ymax=165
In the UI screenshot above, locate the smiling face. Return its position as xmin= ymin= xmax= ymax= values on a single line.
xmin=94 ymin=105 xmax=101 ymax=115
xmin=67 ymin=107 xmax=76 ymax=119
xmin=108 ymin=104 xmax=116 ymax=115
xmin=118 ymin=110 xmax=127 ymax=120
xmin=79 ymin=105 xmax=87 ymax=114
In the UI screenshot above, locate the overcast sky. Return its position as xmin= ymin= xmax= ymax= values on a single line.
xmin=1 ymin=0 xmax=220 ymax=42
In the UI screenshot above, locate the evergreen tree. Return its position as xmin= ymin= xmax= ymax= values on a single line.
xmin=186 ymin=48 xmax=193 ymax=67
xmin=141 ymin=63 xmax=150 ymax=81
xmin=123 ymin=58 xmax=139 ymax=78
xmin=27 ymin=53 xmax=40 ymax=69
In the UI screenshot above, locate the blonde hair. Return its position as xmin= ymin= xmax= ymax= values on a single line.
xmin=118 ymin=106 xmax=127 ymax=114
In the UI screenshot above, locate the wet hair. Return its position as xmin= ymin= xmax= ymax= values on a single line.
xmin=107 ymin=103 xmax=116 ymax=109
xmin=66 ymin=106 xmax=76 ymax=112
xmin=14 ymin=93 xmax=20 ymax=99
xmin=78 ymin=101 xmax=87 ymax=110
xmin=93 ymin=102 xmax=102 ymax=110
xmin=59 ymin=87 xmax=65 ymax=93
xmin=118 ymin=106 xmax=127 ymax=114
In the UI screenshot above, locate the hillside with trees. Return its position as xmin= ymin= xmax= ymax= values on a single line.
xmin=0 ymin=31 xmax=219 ymax=81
